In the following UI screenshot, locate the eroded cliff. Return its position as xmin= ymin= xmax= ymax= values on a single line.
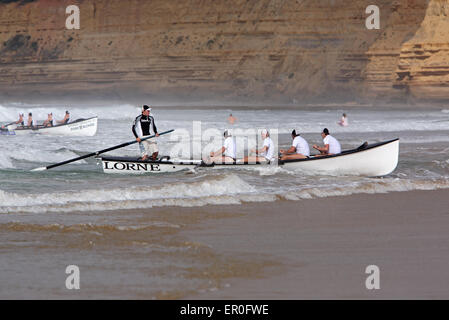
xmin=0 ymin=0 xmax=446 ymax=104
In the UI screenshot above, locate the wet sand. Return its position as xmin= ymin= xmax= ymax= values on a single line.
xmin=180 ymin=189 xmax=449 ymax=299
xmin=1 ymin=189 xmax=448 ymax=299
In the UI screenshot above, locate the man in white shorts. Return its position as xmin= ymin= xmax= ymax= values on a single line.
xmin=312 ymin=128 xmax=341 ymax=156
xmin=132 ymin=105 xmax=160 ymax=160
xmin=204 ymin=129 xmax=236 ymax=164
xmin=242 ymin=129 xmax=274 ymax=163
xmin=280 ymin=129 xmax=310 ymax=160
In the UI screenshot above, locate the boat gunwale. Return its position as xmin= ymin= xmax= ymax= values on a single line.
xmin=100 ymin=138 xmax=399 ymax=167
xmin=280 ymin=138 xmax=399 ymax=164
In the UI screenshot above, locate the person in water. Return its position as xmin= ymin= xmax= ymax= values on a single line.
xmin=132 ymin=105 xmax=159 ymax=161
xmin=27 ymin=112 xmax=34 ymax=127
xmin=338 ymin=113 xmax=348 ymax=127
xmin=242 ymin=129 xmax=274 ymax=163
xmin=279 ymin=129 xmax=310 ymax=160
xmin=57 ymin=110 xmax=70 ymax=124
xmin=313 ymin=128 xmax=341 ymax=156
xmin=43 ymin=113 xmax=54 ymax=127
xmin=204 ymin=129 xmax=236 ymax=164
xmin=227 ymin=113 xmax=237 ymax=125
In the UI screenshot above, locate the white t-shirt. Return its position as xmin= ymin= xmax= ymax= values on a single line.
xmin=261 ymin=137 xmax=274 ymax=160
xmin=223 ymin=136 xmax=236 ymax=159
xmin=323 ymin=135 xmax=341 ymax=154
xmin=292 ymin=136 xmax=310 ymax=156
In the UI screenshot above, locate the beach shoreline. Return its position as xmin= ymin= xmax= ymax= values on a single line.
xmin=173 ymin=188 xmax=449 ymax=299
xmin=1 ymin=188 xmax=448 ymax=299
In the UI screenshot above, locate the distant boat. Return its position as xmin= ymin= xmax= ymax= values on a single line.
xmin=99 ymin=139 xmax=399 ymax=177
xmin=0 ymin=117 xmax=98 ymax=136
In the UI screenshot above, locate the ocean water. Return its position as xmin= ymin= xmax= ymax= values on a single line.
xmin=0 ymin=102 xmax=448 ymax=298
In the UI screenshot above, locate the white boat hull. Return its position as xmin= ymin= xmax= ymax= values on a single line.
xmin=282 ymin=139 xmax=399 ymax=176
xmin=3 ymin=117 xmax=98 ymax=136
xmin=100 ymin=139 xmax=399 ymax=177
xmin=101 ymin=157 xmax=198 ymax=174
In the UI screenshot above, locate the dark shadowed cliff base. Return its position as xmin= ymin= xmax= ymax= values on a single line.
xmin=0 ymin=0 xmax=448 ymax=105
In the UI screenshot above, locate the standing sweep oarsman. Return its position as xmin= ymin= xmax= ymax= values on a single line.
xmin=132 ymin=105 xmax=160 ymax=161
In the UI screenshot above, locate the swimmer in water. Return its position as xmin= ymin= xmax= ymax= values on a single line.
xmin=338 ymin=113 xmax=348 ymax=127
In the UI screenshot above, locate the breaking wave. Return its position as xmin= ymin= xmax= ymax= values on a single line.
xmin=1 ymin=174 xmax=448 ymax=214
xmin=280 ymin=178 xmax=449 ymax=200
xmin=0 ymin=174 xmax=257 ymax=213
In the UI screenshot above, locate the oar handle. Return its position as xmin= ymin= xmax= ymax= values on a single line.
xmin=34 ymin=129 xmax=174 ymax=171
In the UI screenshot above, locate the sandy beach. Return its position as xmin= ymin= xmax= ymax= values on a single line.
xmin=182 ymin=189 xmax=449 ymax=299
xmin=1 ymin=187 xmax=448 ymax=299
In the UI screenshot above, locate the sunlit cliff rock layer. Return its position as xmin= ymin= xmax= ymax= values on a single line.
xmin=0 ymin=0 xmax=447 ymax=104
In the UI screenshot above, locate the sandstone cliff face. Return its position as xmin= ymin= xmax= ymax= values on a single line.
xmin=0 ymin=0 xmax=446 ymax=104
xmin=394 ymin=0 xmax=449 ymax=101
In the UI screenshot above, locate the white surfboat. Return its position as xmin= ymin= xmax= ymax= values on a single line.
xmin=1 ymin=117 xmax=98 ymax=136
xmin=281 ymin=138 xmax=399 ymax=176
xmin=100 ymin=156 xmax=200 ymax=174
xmin=99 ymin=139 xmax=399 ymax=177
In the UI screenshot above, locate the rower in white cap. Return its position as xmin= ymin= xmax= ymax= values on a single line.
xmin=203 ymin=129 xmax=236 ymax=164
xmin=241 ymin=129 xmax=274 ymax=163
xmin=279 ymin=129 xmax=310 ymax=160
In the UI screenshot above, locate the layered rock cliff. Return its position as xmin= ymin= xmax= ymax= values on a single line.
xmin=0 ymin=0 xmax=447 ymax=104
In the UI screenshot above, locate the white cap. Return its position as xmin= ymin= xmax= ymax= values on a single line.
xmin=224 ymin=129 xmax=232 ymax=137
xmin=261 ymin=129 xmax=269 ymax=136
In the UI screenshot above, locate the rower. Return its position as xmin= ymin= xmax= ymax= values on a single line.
xmin=57 ymin=110 xmax=70 ymax=124
xmin=43 ymin=113 xmax=54 ymax=127
xmin=312 ymin=128 xmax=341 ymax=156
xmin=1 ymin=113 xmax=23 ymax=129
xmin=279 ymin=129 xmax=310 ymax=160
xmin=132 ymin=105 xmax=159 ymax=161
xmin=27 ymin=112 xmax=34 ymax=127
xmin=203 ymin=129 xmax=236 ymax=164
xmin=242 ymin=129 xmax=274 ymax=163
xmin=16 ymin=113 xmax=24 ymax=126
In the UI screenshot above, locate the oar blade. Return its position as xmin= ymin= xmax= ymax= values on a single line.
xmin=31 ymin=167 xmax=47 ymax=172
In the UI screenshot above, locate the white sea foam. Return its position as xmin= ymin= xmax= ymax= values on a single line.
xmin=0 ymin=148 xmax=85 ymax=169
xmin=1 ymin=174 xmax=448 ymax=214
xmin=281 ymin=178 xmax=449 ymax=200
xmin=0 ymin=174 xmax=256 ymax=213
xmin=0 ymin=153 xmax=14 ymax=169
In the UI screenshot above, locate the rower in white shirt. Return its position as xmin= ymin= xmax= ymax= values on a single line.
xmin=204 ymin=129 xmax=236 ymax=164
xmin=242 ymin=129 xmax=274 ymax=163
xmin=312 ymin=128 xmax=341 ymax=156
xmin=280 ymin=129 xmax=310 ymax=160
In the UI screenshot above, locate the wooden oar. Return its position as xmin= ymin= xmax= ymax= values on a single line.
xmin=31 ymin=129 xmax=174 ymax=171
xmin=1 ymin=121 xmax=16 ymax=128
